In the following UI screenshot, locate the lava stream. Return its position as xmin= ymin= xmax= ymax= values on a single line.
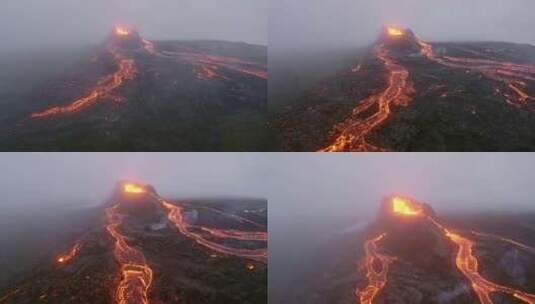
xmin=427 ymin=217 xmax=535 ymax=304
xmin=140 ymin=40 xmax=267 ymax=80
xmin=471 ymin=231 xmax=535 ymax=254
xmin=193 ymin=205 xmax=267 ymax=229
xmin=417 ymin=39 xmax=535 ymax=106
xmin=199 ymin=226 xmax=268 ymax=241
xmin=56 ymin=242 xmax=81 ymax=264
xmin=356 ymin=233 xmax=394 ymax=304
xmin=106 ymin=205 xmax=153 ymax=304
xmin=320 ymin=44 xmax=414 ymax=152
xmin=30 ymin=45 xmax=137 ymax=119
xmin=159 ymin=199 xmax=267 ymax=262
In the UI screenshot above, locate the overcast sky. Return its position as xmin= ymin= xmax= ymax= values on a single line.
xmin=0 ymin=0 xmax=267 ymax=52
xmin=0 ymin=153 xmax=269 ymax=211
xmin=271 ymin=0 xmax=535 ymax=53
xmin=2 ymin=152 xmax=534 ymax=214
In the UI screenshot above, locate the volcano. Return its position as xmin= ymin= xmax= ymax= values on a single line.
xmin=274 ymin=26 xmax=535 ymax=151
xmin=297 ymin=195 xmax=535 ymax=304
xmin=0 ymin=26 xmax=267 ymax=151
xmin=0 ymin=181 xmax=267 ymax=304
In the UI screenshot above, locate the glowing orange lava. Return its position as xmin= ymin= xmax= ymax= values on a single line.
xmin=141 ymin=44 xmax=267 ymax=80
xmin=159 ymin=198 xmax=267 ymax=262
xmin=30 ymin=44 xmax=137 ymax=119
xmin=320 ymin=44 xmax=414 ymax=152
xmin=56 ymin=243 xmax=81 ymax=264
xmin=424 ymin=215 xmax=535 ymax=304
xmin=387 ymin=27 xmax=404 ymax=37
xmin=115 ymin=26 xmax=131 ymax=36
xmin=123 ymin=183 xmax=146 ymax=194
xmin=106 ymin=205 xmax=153 ymax=304
xmin=391 ymin=196 xmax=422 ymax=216
xmin=416 ymin=38 xmax=535 ymax=107
xmin=472 ymin=231 xmax=535 ymax=254
xmin=356 ymin=233 xmax=394 ymax=304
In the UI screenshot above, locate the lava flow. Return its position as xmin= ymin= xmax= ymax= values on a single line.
xmin=355 ymin=196 xmax=535 ymax=304
xmin=106 ymin=205 xmax=153 ymax=304
xmin=159 ymin=199 xmax=267 ymax=262
xmin=30 ymin=26 xmax=137 ymax=119
xmin=355 ymin=233 xmax=395 ymax=304
xmin=140 ymin=42 xmax=267 ymax=80
xmin=416 ymin=38 xmax=535 ymax=107
xmin=56 ymin=242 xmax=81 ymax=264
xmin=405 ymin=196 xmax=535 ymax=304
xmin=321 ymin=29 xmax=414 ymax=152
xmin=439 ymin=228 xmax=535 ymax=304
xmin=123 ymin=183 xmax=146 ymax=194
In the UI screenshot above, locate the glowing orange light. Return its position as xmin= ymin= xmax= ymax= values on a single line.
xmin=123 ymin=183 xmax=146 ymax=194
xmin=56 ymin=243 xmax=81 ymax=264
xmin=387 ymin=27 xmax=404 ymax=37
xmin=247 ymin=264 xmax=255 ymax=271
xmin=115 ymin=26 xmax=130 ymax=36
xmin=392 ymin=197 xmax=422 ymax=216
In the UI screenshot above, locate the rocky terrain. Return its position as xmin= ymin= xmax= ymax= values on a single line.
xmin=274 ymin=27 xmax=535 ymax=151
xmin=281 ymin=196 xmax=535 ymax=304
xmin=0 ymin=182 xmax=267 ymax=304
xmin=0 ymin=27 xmax=267 ymax=151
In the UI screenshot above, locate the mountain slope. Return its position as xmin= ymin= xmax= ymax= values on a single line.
xmin=0 ymin=27 xmax=267 ymax=151
xmin=0 ymin=182 xmax=267 ymax=304
xmin=275 ymin=27 xmax=535 ymax=151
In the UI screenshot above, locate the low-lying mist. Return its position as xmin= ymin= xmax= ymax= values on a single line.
xmin=0 ymin=0 xmax=267 ymax=55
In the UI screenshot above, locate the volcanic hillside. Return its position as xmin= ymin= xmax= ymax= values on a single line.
xmin=0 ymin=181 xmax=268 ymax=304
xmin=275 ymin=26 xmax=535 ymax=151
xmin=351 ymin=196 xmax=535 ymax=304
xmin=0 ymin=27 xmax=267 ymax=151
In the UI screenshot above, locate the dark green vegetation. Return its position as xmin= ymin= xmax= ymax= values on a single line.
xmin=0 ymin=40 xmax=267 ymax=151
xmin=273 ymin=41 xmax=535 ymax=151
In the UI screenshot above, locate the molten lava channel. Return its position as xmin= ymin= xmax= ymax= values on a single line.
xmin=30 ymin=42 xmax=137 ymax=119
xmin=356 ymin=196 xmax=535 ymax=304
xmin=425 ymin=211 xmax=535 ymax=303
xmin=320 ymin=43 xmax=414 ymax=152
xmin=416 ymin=38 xmax=535 ymax=107
xmin=56 ymin=242 xmax=81 ymax=264
xmin=356 ymin=233 xmax=394 ymax=304
xmin=139 ymin=40 xmax=267 ymax=81
xmin=106 ymin=205 xmax=153 ymax=304
xmin=159 ymin=198 xmax=267 ymax=262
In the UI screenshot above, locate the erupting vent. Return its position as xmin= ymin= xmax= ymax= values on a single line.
xmin=391 ymin=196 xmax=422 ymax=216
xmin=386 ymin=27 xmax=404 ymax=37
xmin=123 ymin=183 xmax=146 ymax=194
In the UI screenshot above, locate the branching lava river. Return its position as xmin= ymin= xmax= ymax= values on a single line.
xmin=106 ymin=205 xmax=153 ymax=304
xmin=355 ymin=233 xmax=394 ymax=304
xmin=159 ymin=198 xmax=267 ymax=263
xmin=416 ymin=39 xmax=535 ymax=107
xmin=356 ymin=196 xmax=535 ymax=304
xmin=321 ymin=28 xmax=414 ymax=152
xmin=30 ymin=27 xmax=137 ymax=119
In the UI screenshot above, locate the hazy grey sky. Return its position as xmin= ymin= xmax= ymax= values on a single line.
xmin=265 ymin=153 xmax=535 ymax=301
xmin=271 ymin=0 xmax=535 ymax=52
xmin=2 ymin=152 xmax=534 ymax=214
xmin=0 ymin=0 xmax=267 ymax=52
xmin=0 ymin=153 xmax=269 ymax=211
